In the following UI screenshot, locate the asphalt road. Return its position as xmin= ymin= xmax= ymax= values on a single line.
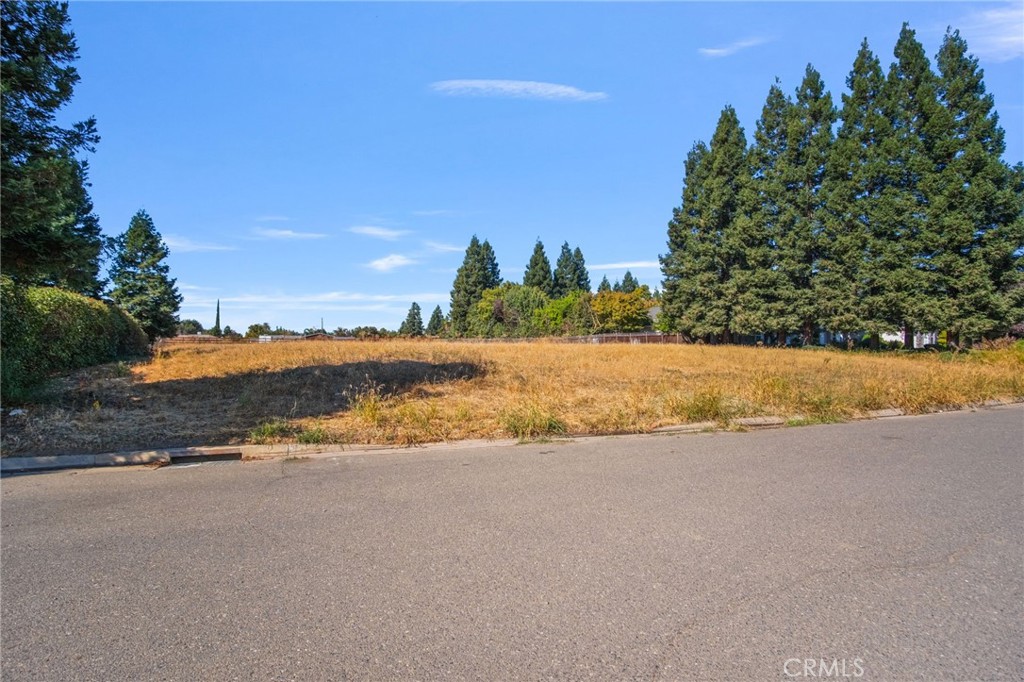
xmin=2 ymin=406 xmax=1022 ymax=681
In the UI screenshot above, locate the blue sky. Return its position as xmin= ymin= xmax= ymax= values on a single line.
xmin=64 ymin=1 xmax=1024 ymax=333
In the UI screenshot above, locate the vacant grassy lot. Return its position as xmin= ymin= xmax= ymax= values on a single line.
xmin=2 ymin=340 xmax=1022 ymax=456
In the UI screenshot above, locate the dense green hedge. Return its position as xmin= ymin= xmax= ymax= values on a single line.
xmin=1 ymin=277 xmax=149 ymax=403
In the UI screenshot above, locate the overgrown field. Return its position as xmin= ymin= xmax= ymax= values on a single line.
xmin=3 ymin=340 xmax=1022 ymax=456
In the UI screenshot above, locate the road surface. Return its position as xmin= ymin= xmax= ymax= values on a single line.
xmin=3 ymin=406 xmax=1022 ymax=680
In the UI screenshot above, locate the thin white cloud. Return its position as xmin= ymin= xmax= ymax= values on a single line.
xmin=252 ymin=227 xmax=327 ymax=240
xmin=698 ymin=37 xmax=771 ymax=59
xmin=954 ymin=5 xmax=1024 ymax=63
xmin=367 ymin=254 xmax=417 ymax=272
xmin=589 ymin=261 xmax=661 ymax=270
xmin=349 ymin=225 xmax=410 ymax=241
xmin=431 ymin=79 xmax=608 ymax=102
xmin=164 ymin=235 xmax=237 ymax=253
xmin=424 ymin=240 xmax=464 ymax=253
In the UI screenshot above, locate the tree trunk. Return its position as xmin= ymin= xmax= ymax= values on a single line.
xmin=869 ymin=333 xmax=879 ymax=351
xmin=903 ymin=325 xmax=914 ymax=350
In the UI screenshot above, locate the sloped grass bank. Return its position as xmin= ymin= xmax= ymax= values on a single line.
xmin=2 ymin=340 xmax=1021 ymax=456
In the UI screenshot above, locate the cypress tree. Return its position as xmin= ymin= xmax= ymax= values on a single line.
xmin=931 ymin=28 xmax=1024 ymax=344
xmin=449 ymin=235 xmax=501 ymax=336
xmin=109 ymin=210 xmax=182 ymax=341
xmin=212 ymin=300 xmax=221 ymax=336
xmin=426 ymin=305 xmax=446 ymax=336
xmin=523 ymin=240 xmax=555 ymax=296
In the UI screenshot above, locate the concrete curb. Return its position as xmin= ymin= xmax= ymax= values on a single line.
xmin=3 ymin=401 xmax=1021 ymax=474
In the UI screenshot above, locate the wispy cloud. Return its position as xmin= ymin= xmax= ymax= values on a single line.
xmin=164 ymin=235 xmax=237 ymax=253
xmin=367 ymin=254 xmax=417 ymax=272
xmin=424 ymin=240 xmax=463 ymax=253
xmin=954 ymin=5 xmax=1023 ymax=63
xmin=349 ymin=225 xmax=410 ymax=241
xmin=252 ymin=227 xmax=327 ymax=240
xmin=589 ymin=261 xmax=661 ymax=270
xmin=698 ymin=37 xmax=771 ymax=59
xmin=431 ymin=79 xmax=608 ymax=102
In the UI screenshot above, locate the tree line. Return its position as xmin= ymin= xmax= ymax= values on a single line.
xmin=660 ymin=24 xmax=1023 ymax=348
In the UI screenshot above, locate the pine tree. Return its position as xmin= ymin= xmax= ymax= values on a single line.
xmin=877 ymin=24 xmax=946 ymax=347
xmin=597 ymin=275 xmax=612 ymax=293
xmin=931 ymin=28 xmax=1024 ymax=344
xmin=820 ymin=39 xmax=890 ymax=346
xmin=783 ymin=66 xmax=836 ymax=344
xmin=400 ymin=302 xmax=424 ymax=336
xmin=109 ymin=210 xmax=182 ymax=341
xmin=553 ymin=243 xmax=589 ymax=297
xmin=730 ymin=81 xmax=797 ymax=342
xmin=619 ymin=271 xmax=639 ymax=294
xmin=426 ymin=305 xmax=446 ymax=336
xmin=1 ymin=0 xmax=103 ymax=295
xmin=523 ymin=240 xmax=555 ymax=296
xmin=449 ymin=235 xmax=501 ymax=336
xmin=661 ymin=107 xmax=748 ymax=342
xmin=572 ymin=247 xmax=591 ymax=292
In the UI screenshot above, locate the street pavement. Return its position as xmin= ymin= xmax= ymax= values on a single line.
xmin=2 ymin=406 xmax=1022 ymax=680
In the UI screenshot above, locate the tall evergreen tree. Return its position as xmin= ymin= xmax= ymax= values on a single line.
xmin=1 ymin=0 xmax=103 ymax=295
xmin=572 ymin=247 xmax=591 ymax=293
xmin=399 ymin=302 xmax=424 ymax=336
xmin=426 ymin=305 xmax=446 ymax=336
xmin=819 ymin=39 xmax=890 ymax=345
xmin=597 ymin=275 xmax=612 ymax=293
xmin=730 ymin=81 xmax=797 ymax=341
xmin=212 ymin=299 xmax=222 ymax=337
xmin=877 ymin=23 xmax=946 ymax=347
xmin=619 ymin=270 xmax=639 ymax=294
xmin=449 ymin=235 xmax=501 ymax=336
xmin=523 ymin=240 xmax=555 ymax=296
xmin=930 ymin=28 xmax=1024 ymax=343
xmin=661 ymin=107 xmax=748 ymax=342
xmin=109 ymin=210 xmax=182 ymax=341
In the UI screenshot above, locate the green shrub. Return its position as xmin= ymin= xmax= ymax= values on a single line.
xmin=1 ymin=277 xmax=150 ymax=404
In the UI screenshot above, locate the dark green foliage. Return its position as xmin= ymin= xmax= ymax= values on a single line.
xmin=426 ymin=305 xmax=446 ymax=336
xmin=109 ymin=210 xmax=182 ymax=341
xmin=1 ymin=1 xmax=104 ymax=295
xmin=449 ymin=236 xmax=501 ymax=336
xmin=552 ymin=242 xmax=590 ymax=298
xmin=661 ymin=107 xmax=748 ymax=341
xmin=619 ymin=271 xmax=639 ymax=294
xmin=534 ymin=290 xmax=595 ymax=336
xmin=1 ymin=276 xmax=148 ymax=403
xmin=211 ymin=299 xmax=222 ymax=337
xmin=523 ymin=240 xmax=555 ymax=296
xmin=399 ymin=302 xmax=425 ymax=336
xmin=597 ymin=275 xmax=612 ymax=293
xmin=179 ymin=319 xmax=204 ymax=335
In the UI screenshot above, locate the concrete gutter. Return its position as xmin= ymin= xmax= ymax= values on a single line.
xmin=3 ymin=400 xmax=1019 ymax=474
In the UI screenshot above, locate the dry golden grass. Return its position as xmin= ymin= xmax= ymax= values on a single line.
xmin=3 ymin=339 xmax=1022 ymax=456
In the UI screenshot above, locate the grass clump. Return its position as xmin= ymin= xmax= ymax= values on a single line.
xmin=667 ymin=387 xmax=733 ymax=423
xmin=501 ymin=402 xmax=566 ymax=440
xmin=249 ymin=419 xmax=293 ymax=444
